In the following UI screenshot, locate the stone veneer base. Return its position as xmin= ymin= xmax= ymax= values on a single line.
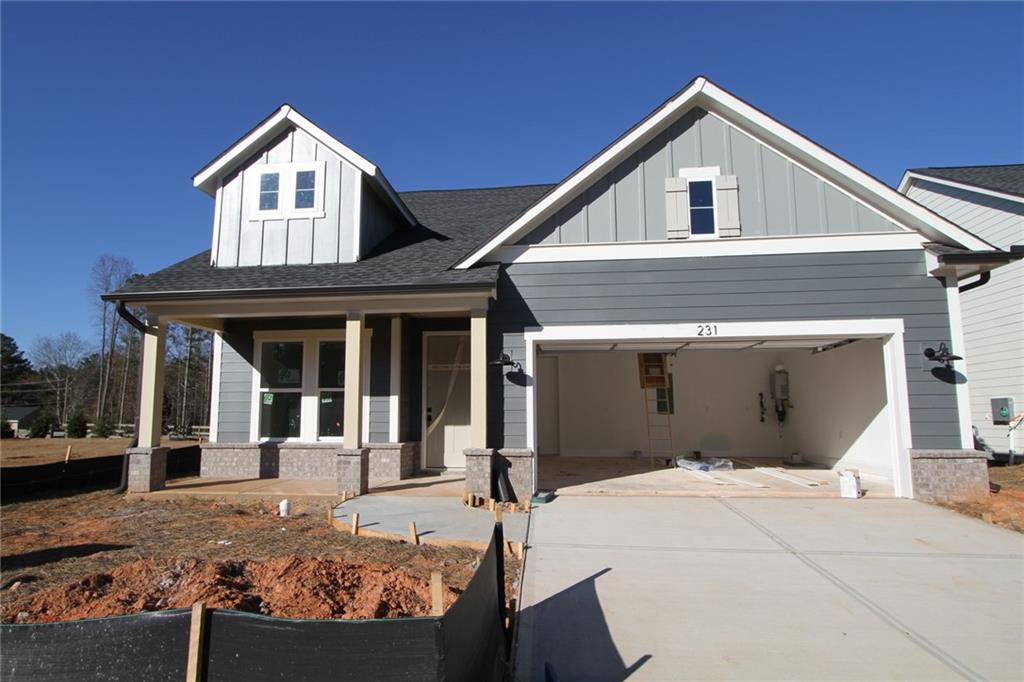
xmin=127 ymin=446 xmax=168 ymax=493
xmin=201 ymin=442 xmax=419 ymax=482
xmin=910 ymin=449 xmax=991 ymax=503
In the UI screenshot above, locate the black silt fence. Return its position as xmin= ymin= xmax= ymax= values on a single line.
xmin=0 ymin=446 xmax=201 ymax=500
xmin=1 ymin=525 xmax=509 ymax=682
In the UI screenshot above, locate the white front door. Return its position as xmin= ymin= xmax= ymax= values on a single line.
xmin=424 ymin=333 xmax=471 ymax=469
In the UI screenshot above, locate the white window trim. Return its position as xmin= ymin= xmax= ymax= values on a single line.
xmin=249 ymin=329 xmax=371 ymax=443
xmin=679 ymin=167 xmax=720 ymax=240
xmin=246 ymin=161 xmax=327 ymax=222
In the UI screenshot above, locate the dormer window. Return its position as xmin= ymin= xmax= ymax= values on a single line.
xmin=247 ymin=161 xmax=325 ymax=221
xmin=665 ymin=166 xmax=741 ymax=240
xmin=259 ymin=172 xmax=280 ymax=211
xmin=688 ymin=179 xmax=716 ymax=236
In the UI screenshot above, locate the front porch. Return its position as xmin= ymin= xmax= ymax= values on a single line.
xmin=123 ymin=288 xmax=522 ymax=500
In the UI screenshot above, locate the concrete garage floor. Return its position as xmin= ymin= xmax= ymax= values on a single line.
xmin=540 ymin=456 xmax=895 ymax=498
xmin=515 ymin=497 xmax=1024 ymax=681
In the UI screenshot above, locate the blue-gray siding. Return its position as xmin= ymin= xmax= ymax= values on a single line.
xmin=488 ymin=250 xmax=961 ymax=451
xmin=519 ymin=108 xmax=901 ymax=246
xmin=214 ymin=317 xmax=392 ymax=444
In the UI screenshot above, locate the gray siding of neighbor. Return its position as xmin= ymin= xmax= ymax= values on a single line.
xmin=487 ymin=250 xmax=961 ymax=451
xmin=214 ymin=317 xmax=393 ymax=443
xmin=213 ymin=127 xmax=364 ymax=267
xmin=519 ymin=108 xmax=902 ymax=245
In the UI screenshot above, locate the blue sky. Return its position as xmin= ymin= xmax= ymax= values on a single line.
xmin=2 ymin=2 xmax=1022 ymax=350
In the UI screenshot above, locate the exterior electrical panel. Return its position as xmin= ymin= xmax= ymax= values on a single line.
xmin=991 ymin=397 xmax=1015 ymax=426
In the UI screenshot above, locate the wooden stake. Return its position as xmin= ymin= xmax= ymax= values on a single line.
xmin=513 ymin=542 xmax=524 ymax=560
xmin=351 ymin=512 xmax=360 ymax=536
xmin=64 ymin=446 xmax=72 ymax=463
xmin=494 ymin=506 xmax=503 ymax=523
xmin=185 ymin=602 xmax=206 ymax=682
xmin=408 ymin=521 xmax=419 ymax=545
xmin=326 ymin=504 xmax=333 ymax=524
xmin=487 ymin=498 xmax=496 ymax=512
xmin=430 ymin=571 xmax=444 ymax=616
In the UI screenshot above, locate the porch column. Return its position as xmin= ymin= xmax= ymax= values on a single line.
xmin=344 ymin=312 xmax=364 ymax=447
xmin=128 ymin=316 xmax=168 ymax=493
xmin=137 ymin=317 xmax=166 ymax=448
xmin=470 ymin=308 xmax=487 ymax=448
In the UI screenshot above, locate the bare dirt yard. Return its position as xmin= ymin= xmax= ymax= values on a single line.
xmin=938 ymin=464 xmax=1024 ymax=533
xmin=1 ymin=491 xmax=518 ymax=624
xmin=0 ymin=437 xmax=199 ymax=467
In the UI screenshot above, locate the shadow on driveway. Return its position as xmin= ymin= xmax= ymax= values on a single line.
xmin=517 ymin=567 xmax=651 ymax=681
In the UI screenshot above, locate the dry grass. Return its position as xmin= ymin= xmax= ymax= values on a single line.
xmin=0 ymin=437 xmax=198 ymax=467
xmin=0 ymin=489 xmax=518 ymax=621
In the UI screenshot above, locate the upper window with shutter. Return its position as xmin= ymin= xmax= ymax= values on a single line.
xmin=666 ymin=167 xmax=741 ymax=240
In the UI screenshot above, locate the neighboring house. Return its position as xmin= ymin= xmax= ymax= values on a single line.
xmin=105 ymin=76 xmax=1019 ymax=501
xmin=3 ymin=405 xmax=41 ymax=438
xmin=900 ymin=165 xmax=1024 ymax=453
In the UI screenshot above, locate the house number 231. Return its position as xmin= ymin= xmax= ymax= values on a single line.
xmin=696 ymin=324 xmax=719 ymax=337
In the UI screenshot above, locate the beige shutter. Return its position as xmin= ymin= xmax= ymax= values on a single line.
xmin=665 ymin=177 xmax=690 ymax=239
xmin=716 ymin=175 xmax=741 ymax=238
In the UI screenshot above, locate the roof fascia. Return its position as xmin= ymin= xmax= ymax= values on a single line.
xmin=456 ymin=78 xmax=994 ymax=268
xmin=899 ymin=170 xmax=1024 ymax=206
xmin=192 ymin=106 xmax=416 ymax=226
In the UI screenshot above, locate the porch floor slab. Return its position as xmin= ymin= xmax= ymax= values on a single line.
xmin=539 ymin=456 xmax=895 ymax=498
xmin=333 ymin=496 xmax=529 ymax=545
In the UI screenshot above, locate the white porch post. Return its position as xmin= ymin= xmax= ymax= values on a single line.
xmin=470 ymin=308 xmax=488 ymax=448
xmin=344 ymin=312 xmax=365 ymax=447
xmin=137 ymin=316 xmax=167 ymax=448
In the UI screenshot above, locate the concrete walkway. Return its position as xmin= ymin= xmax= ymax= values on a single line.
xmin=333 ymin=495 xmax=529 ymax=545
xmin=515 ymin=497 xmax=1023 ymax=681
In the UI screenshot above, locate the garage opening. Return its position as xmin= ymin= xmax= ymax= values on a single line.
xmin=534 ymin=335 xmax=900 ymax=497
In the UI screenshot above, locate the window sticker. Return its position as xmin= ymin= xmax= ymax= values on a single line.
xmin=263 ymin=393 xmax=274 ymax=405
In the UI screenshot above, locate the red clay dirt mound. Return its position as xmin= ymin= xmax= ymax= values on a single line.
xmin=4 ymin=556 xmax=461 ymax=624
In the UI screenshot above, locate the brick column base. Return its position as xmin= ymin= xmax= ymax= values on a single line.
xmin=464 ymin=448 xmax=494 ymax=498
xmin=497 ymin=448 xmax=535 ymax=503
xmin=337 ymin=448 xmax=370 ymax=496
xmin=910 ymin=449 xmax=991 ymax=503
xmin=126 ymin=446 xmax=168 ymax=493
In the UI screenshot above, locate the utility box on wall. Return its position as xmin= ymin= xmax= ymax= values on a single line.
xmin=991 ymin=397 xmax=1015 ymax=426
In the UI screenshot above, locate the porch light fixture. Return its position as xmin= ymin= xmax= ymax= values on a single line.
xmin=489 ymin=353 xmax=522 ymax=371
xmin=923 ymin=343 xmax=962 ymax=366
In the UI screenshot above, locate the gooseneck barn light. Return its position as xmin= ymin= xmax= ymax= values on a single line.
xmin=489 ymin=353 xmax=522 ymax=371
xmin=923 ymin=342 xmax=963 ymax=366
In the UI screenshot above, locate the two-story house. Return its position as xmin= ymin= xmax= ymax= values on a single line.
xmin=106 ymin=76 xmax=1019 ymax=502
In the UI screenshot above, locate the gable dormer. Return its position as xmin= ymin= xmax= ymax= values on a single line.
xmin=194 ymin=105 xmax=415 ymax=267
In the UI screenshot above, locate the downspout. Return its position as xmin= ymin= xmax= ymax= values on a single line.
xmin=114 ymin=301 xmax=149 ymax=494
xmin=958 ymin=271 xmax=990 ymax=294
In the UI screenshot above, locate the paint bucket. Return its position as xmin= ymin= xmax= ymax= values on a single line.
xmin=279 ymin=499 xmax=290 ymax=516
xmin=839 ymin=470 xmax=862 ymax=499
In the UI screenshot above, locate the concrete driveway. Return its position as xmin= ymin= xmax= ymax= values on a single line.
xmin=514 ymin=497 xmax=1023 ymax=681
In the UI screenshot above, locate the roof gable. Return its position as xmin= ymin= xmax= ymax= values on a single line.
xmin=193 ymin=104 xmax=416 ymax=226
xmin=457 ymin=76 xmax=993 ymax=268
xmin=899 ymin=165 xmax=1024 ymax=205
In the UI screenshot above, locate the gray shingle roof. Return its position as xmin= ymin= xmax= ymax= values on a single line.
xmin=109 ymin=184 xmax=555 ymax=300
xmin=911 ymin=164 xmax=1024 ymax=199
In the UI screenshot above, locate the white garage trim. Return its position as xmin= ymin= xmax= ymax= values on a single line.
xmin=522 ymin=319 xmax=914 ymax=498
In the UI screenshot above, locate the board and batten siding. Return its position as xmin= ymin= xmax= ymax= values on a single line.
xmin=519 ymin=107 xmax=902 ymax=246
xmin=212 ymin=127 xmax=362 ymax=267
xmin=905 ymin=179 xmax=1024 ymax=446
xmin=213 ymin=317 xmax=392 ymax=444
xmin=487 ymin=249 xmax=961 ymax=451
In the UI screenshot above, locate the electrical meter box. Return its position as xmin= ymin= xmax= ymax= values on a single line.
xmin=991 ymin=397 xmax=1015 ymax=426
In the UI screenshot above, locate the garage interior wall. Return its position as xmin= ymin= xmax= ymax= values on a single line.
xmin=542 ymin=340 xmax=894 ymax=478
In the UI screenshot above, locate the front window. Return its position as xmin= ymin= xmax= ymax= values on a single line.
xmin=258 ymin=342 xmax=303 ymax=439
xmin=688 ymin=180 xmax=715 ymax=236
xmin=259 ymin=172 xmax=280 ymax=211
xmin=318 ymin=341 xmax=345 ymax=438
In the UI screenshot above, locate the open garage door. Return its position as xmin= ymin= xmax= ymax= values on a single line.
xmin=525 ymin=321 xmax=914 ymax=498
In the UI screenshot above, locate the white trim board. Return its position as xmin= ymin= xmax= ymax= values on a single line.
xmin=521 ymin=319 xmax=914 ymax=499
xmin=208 ymin=332 xmax=223 ymax=442
xmin=899 ymin=171 xmax=1024 ymax=206
xmin=495 ymin=232 xmax=925 ymax=265
xmin=388 ymin=317 xmax=402 ymax=442
xmin=457 ymin=77 xmax=992 ymax=268
xmin=944 ymin=276 xmax=974 ymax=449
